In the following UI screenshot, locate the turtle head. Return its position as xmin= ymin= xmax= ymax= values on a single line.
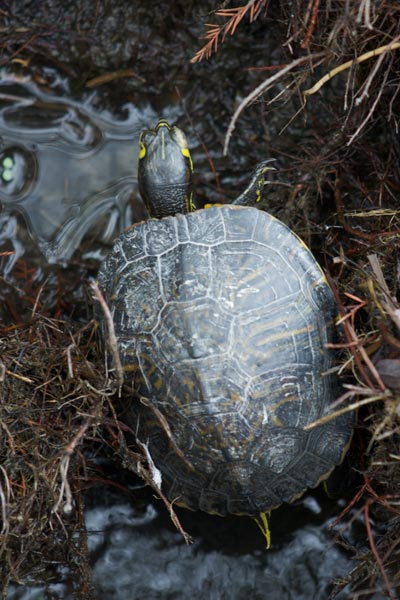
xmin=138 ymin=120 xmax=195 ymax=218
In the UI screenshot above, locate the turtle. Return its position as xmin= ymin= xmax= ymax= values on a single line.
xmin=97 ymin=120 xmax=353 ymax=517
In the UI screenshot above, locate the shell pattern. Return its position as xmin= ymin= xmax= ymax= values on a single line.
xmin=98 ymin=205 xmax=353 ymax=515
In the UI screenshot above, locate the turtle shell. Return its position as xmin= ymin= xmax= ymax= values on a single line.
xmin=97 ymin=205 xmax=353 ymax=516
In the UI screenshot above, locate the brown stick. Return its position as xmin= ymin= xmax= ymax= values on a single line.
xmin=91 ymin=280 xmax=124 ymax=390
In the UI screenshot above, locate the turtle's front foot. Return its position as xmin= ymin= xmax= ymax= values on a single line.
xmin=233 ymin=158 xmax=276 ymax=207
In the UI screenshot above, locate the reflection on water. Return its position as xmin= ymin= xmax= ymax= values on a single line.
xmin=0 ymin=71 xmax=159 ymax=263
xmin=86 ymin=501 xmax=352 ymax=600
xmin=7 ymin=484 xmax=375 ymax=600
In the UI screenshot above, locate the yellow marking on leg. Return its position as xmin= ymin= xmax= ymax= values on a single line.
xmin=255 ymin=176 xmax=264 ymax=203
xmin=187 ymin=192 xmax=196 ymax=213
xmin=254 ymin=511 xmax=271 ymax=549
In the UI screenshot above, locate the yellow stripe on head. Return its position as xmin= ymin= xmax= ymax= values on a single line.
xmin=161 ymin=128 xmax=166 ymax=160
xmin=139 ymin=140 xmax=147 ymax=160
xmin=181 ymin=146 xmax=194 ymax=173
xmin=155 ymin=119 xmax=172 ymax=131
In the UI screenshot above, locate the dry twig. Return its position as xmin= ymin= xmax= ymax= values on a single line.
xmin=223 ymin=53 xmax=325 ymax=154
xmin=91 ymin=280 xmax=124 ymax=390
xmin=303 ymin=40 xmax=400 ymax=98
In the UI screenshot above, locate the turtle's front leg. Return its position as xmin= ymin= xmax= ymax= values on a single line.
xmin=232 ymin=159 xmax=276 ymax=206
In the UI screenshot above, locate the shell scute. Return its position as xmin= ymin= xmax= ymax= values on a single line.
xmin=98 ymin=205 xmax=353 ymax=515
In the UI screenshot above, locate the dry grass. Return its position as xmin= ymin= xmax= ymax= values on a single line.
xmin=0 ymin=315 xmax=99 ymax=593
xmin=0 ymin=1 xmax=400 ymax=597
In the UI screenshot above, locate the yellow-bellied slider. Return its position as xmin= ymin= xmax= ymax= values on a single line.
xmin=97 ymin=120 xmax=353 ymax=516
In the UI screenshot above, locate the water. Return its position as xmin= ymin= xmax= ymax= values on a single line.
xmin=0 ymin=71 xmax=159 ymax=264
xmin=7 ymin=484 xmax=365 ymax=600
xmin=86 ymin=496 xmax=351 ymax=600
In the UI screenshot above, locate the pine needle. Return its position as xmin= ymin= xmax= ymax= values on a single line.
xmin=191 ymin=0 xmax=268 ymax=63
